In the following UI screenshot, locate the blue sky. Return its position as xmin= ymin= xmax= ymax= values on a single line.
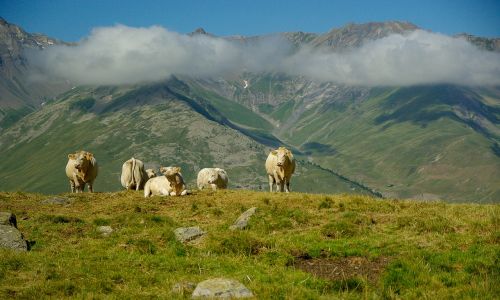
xmin=1 ymin=0 xmax=499 ymax=41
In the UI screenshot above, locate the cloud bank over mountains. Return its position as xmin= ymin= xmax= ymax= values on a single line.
xmin=29 ymin=24 xmax=500 ymax=86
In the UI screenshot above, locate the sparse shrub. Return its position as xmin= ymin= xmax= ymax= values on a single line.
xmin=213 ymin=233 xmax=265 ymax=255
xmin=382 ymin=260 xmax=420 ymax=296
xmin=338 ymin=202 xmax=345 ymax=212
xmin=211 ymin=208 xmax=223 ymax=217
xmin=41 ymin=215 xmax=85 ymax=224
xmin=191 ymin=202 xmax=198 ymax=211
xmin=150 ymin=215 xmax=175 ymax=225
xmin=321 ymin=220 xmax=358 ymax=238
xmin=128 ymin=239 xmax=157 ymax=255
xmin=397 ymin=215 xmax=455 ymax=233
xmin=318 ymin=197 xmax=333 ymax=209
xmin=331 ymin=277 xmax=366 ymax=292
xmin=261 ymin=197 xmax=271 ymax=205
xmin=93 ymin=218 xmax=111 ymax=226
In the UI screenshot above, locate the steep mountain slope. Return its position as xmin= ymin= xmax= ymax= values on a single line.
xmin=0 ymin=78 xmax=375 ymax=195
xmin=188 ymin=78 xmax=500 ymax=202
xmin=0 ymin=17 xmax=70 ymax=128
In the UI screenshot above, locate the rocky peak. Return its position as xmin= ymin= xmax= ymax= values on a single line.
xmin=189 ymin=27 xmax=215 ymax=37
xmin=455 ymin=33 xmax=500 ymax=52
xmin=311 ymin=21 xmax=419 ymax=50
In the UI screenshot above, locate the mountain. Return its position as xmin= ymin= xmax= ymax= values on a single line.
xmin=0 ymin=17 xmax=70 ymax=128
xmin=309 ymin=21 xmax=419 ymax=50
xmin=0 ymin=77 xmax=377 ymax=196
xmin=0 ymin=18 xmax=498 ymax=202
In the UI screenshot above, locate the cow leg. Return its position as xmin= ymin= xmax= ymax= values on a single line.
xmin=285 ymin=179 xmax=290 ymax=193
xmin=278 ymin=180 xmax=285 ymax=192
xmin=268 ymin=175 xmax=274 ymax=192
xmin=80 ymin=183 xmax=86 ymax=193
xmin=88 ymin=182 xmax=94 ymax=193
xmin=69 ymin=180 xmax=75 ymax=193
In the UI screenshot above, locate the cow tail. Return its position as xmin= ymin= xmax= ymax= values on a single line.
xmin=130 ymin=157 xmax=136 ymax=188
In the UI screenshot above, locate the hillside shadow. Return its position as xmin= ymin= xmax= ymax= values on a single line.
xmin=374 ymin=85 xmax=500 ymax=138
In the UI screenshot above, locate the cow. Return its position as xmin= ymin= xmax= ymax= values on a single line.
xmin=197 ymin=168 xmax=228 ymax=190
xmin=120 ymin=157 xmax=149 ymax=191
xmin=145 ymin=169 xmax=157 ymax=179
xmin=144 ymin=166 xmax=188 ymax=197
xmin=65 ymin=150 xmax=98 ymax=193
xmin=265 ymin=146 xmax=296 ymax=192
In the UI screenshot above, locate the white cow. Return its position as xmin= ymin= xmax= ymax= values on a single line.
xmin=120 ymin=157 xmax=150 ymax=190
xmin=144 ymin=166 xmax=188 ymax=197
xmin=265 ymin=147 xmax=296 ymax=192
xmin=65 ymin=150 xmax=98 ymax=193
xmin=197 ymin=168 xmax=228 ymax=190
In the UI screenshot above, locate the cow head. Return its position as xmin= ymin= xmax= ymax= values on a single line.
xmin=70 ymin=151 xmax=93 ymax=171
xmin=145 ymin=169 xmax=157 ymax=179
xmin=160 ymin=166 xmax=182 ymax=184
xmin=207 ymin=170 xmax=219 ymax=184
xmin=275 ymin=147 xmax=290 ymax=167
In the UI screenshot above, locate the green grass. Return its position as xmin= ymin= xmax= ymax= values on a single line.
xmin=0 ymin=190 xmax=498 ymax=298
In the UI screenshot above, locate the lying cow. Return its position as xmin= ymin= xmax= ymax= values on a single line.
xmin=144 ymin=166 xmax=188 ymax=197
xmin=120 ymin=157 xmax=152 ymax=190
xmin=197 ymin=168 xmax=228 ymax=190
xmin=65 ymin=150 xmax=98 ymax=193
xmin=265 ymin=146 xmax=296 ymax=192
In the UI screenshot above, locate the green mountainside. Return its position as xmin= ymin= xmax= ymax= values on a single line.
xmin=192 ymin=77 xmax=500 ymax=202
xmin=0 ymin=79 xmax=374 ymax=196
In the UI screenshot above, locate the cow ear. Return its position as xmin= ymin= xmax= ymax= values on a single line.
xmin=271 ymin=150 xmax=277 ymax=155
xmin=175 ymin=167 xmax=181 ymax=173
xmin=86 ymin=152 xmax=94 ymax=160
xmin=68 ymin=154 xmax=76 ymax=159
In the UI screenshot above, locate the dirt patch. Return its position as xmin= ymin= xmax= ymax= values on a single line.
xmin=294 ymin=256 xmax=390 ymax=283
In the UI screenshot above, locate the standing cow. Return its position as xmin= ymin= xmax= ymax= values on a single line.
xmin=197 ymin=168 xmax=228 ymax=190
xmin=65 ymin=150 xmax=98 ymax=193
xmin=265 ymin=147 xmax=296 ymax=192
xmin=120 ymin=157 xmax=152 ymax=190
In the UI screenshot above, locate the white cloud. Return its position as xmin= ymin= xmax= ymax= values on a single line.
xmin=28 ymin=25 xmax=500 ymax=86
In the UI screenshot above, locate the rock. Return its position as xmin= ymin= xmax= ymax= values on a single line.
xmin=174 ymin=226 xmax=206 ymax=243
xmin=229 ymin=207 xmax=257 ymax=230
xmin=171 ymin=281 xmax=196 ymax=295
xmin=0 ymin=224 xmax=28 ymax=251
xmin=0 ymin=212 xmax=17 ymax=228
xmin=97 ymin=226 xmax=113 ymax=236
xmin=41 ymin=197 xmax=72 ymax=205
xmin=192 ymin=278 xmax=253 ymax=298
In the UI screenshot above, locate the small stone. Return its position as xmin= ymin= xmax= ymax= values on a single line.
xmin=171 ymin=281 xmax=196 ymax=295
xmin=0 ymin=212 xmax=17 ymax=228
xmin=229 ymin=207 xmax=257 ymax=230
xmin=174 ymin=226 xmax=206 ymax=243
xmin=97 ymin=225 xmax=113 ymax=236
xmin=41 ymin=197 xmax=72 ymax=205
xmin=192 ymin=278 xmax=253 ymax=298
xmin=0 ymin=224 xmax=28 ymax=251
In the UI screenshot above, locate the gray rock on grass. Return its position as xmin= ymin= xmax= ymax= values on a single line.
xmin=0 ymin=212 xmax=28 ymax=252
xmin=0 ymin=212 xmax=17 ymax=227
xmin=229 ymin=207 xmax=257 ymax=230
xmin=97 ymin=225 xmax=113 ymax=236
xmin=174 ymin=226 xmax=206 ymax=243
xmin=192 ymin=278 xmax=253 ymax=298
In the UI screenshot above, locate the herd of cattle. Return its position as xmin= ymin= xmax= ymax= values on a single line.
xmin=65 ymin=147 xmax=296 ymax=197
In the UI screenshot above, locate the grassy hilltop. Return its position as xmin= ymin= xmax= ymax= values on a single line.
xmin=0 ymin=190 xmax=498 ymax=299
